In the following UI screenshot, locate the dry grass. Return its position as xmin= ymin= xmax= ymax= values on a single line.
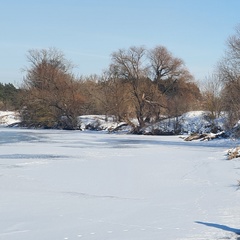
xmin=227 ymin=146 xmax=240 ymax=160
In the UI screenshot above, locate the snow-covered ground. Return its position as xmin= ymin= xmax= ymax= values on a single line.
xmin=0 ymin=111 xmax=20 ymax=126
xmin=0 ymin=128 xmax=240 ymax=240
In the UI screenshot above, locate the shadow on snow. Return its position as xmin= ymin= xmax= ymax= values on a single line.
xmin=195 ymin=221 xmax=240 ymax=235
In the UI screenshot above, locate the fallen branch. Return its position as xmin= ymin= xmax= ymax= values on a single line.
xmin=184 ymin=133 xmax=208 ymax=141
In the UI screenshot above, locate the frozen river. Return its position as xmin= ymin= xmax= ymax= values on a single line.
xmin=0 ymin=128 xmax=240 ymax=240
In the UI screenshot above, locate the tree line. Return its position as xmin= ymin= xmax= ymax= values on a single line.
xmin=0 ymin=83 xmax=19 ymax=111
xmin=2 ymin=24 xmax=240 ymax=133
xmin=18 ymin=46 xmax=200 ymax=131
xmin=202 ymin=24 xmax=240 ymax=134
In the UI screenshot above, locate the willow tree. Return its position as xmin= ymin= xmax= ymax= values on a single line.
xmin=21 ymin=48 xmax=84 ymax=129
xmin=147 ymin=46 xmax=200 ymax=133
xmin=109 ymin=45 xmax=199 ymax=131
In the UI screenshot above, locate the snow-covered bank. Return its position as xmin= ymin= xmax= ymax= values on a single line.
xmin=0 ymin=128 xmax=240 ymax=240
xmin=0 ymin=111 xmax=20 ymax=126
xmin=1 ymin=111 xmax=239 ymax=139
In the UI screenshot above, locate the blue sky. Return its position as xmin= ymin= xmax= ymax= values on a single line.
xmin=1 ymin=0 xmax=240 ymax=86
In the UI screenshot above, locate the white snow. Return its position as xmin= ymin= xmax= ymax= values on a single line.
xmin=78 ymin=115 xmax=126 ymax=131
xmin=0 ymin=128 xmax=240 ymax=240
xmin=179 ymin=111 xmax=225 ymax=133
xmin=0 ymin=110 xmax=231 ymax=135
xmin=0 ymin=111 xmax=20 ymax=126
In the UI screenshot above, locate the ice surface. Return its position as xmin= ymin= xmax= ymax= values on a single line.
xmin=0 ymin=128 xmax=240 ymax=240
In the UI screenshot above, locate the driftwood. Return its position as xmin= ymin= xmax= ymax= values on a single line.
xmin=184 ymin=132 xmax=227 ymax=141
xmin=184 ymin=133 xmax=208 ymax=141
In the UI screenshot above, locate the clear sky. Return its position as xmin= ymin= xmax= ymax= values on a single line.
xmin=1 ymin=0 xmax=240 ymax=86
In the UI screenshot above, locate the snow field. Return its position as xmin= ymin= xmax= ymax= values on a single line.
xmin=0 ymin=128 xmax=240 ymax=240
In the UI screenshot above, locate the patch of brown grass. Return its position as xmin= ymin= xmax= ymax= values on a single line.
xmin=227 ymin=146 xmax=240 ymax=160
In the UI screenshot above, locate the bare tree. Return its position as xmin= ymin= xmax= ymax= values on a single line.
xmin=108 ymin=45 xmax=199 ymax=132
xmin=217 ymin=24 xmax=240 ymax=128
xmin=97 ymin=71 xmax=130 ymax=122
xmin=21 ymin=48 xmax=84 ymax=129
xmin=148 ymin=46 xmax=187 ymax=82
xmin=201 ymin=74 xmax=224 ymax=119
xmin=147 ymin=46 xmax=196 ymax=121
xmin=110 ymin=46 xmax=148 ymax=129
